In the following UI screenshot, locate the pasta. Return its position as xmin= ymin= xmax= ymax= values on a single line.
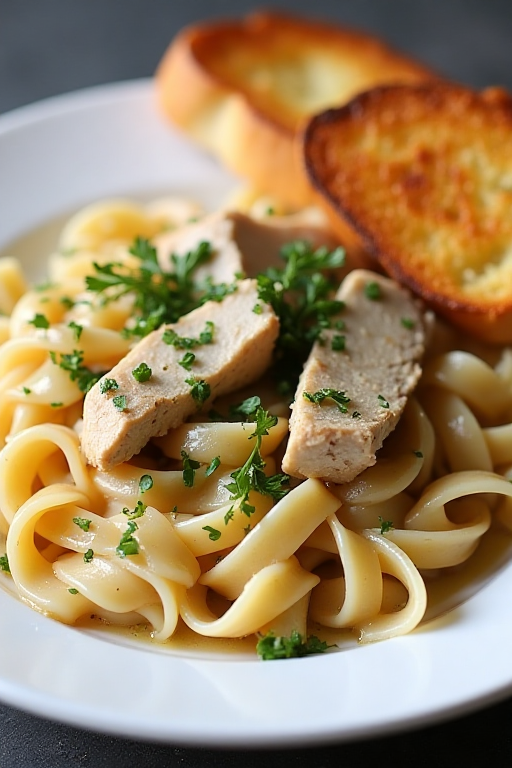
xmin=1 ymin=196 xmax=512 ymax=657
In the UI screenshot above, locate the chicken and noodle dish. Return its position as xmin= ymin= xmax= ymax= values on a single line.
xmin=1 ymin=196 xmax=512 ymax=660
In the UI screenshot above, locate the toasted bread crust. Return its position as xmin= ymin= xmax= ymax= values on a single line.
xmin=156 ymin=11 xmax=435 ymax=208
xmin=304 ymin=83 xmax=512 ymax=343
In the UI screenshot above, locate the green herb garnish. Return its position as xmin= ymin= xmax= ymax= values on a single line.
xmin=202 ymin=525 xmax=221 ymax=542
xmin=229 ymin=395 xmax=261 ymax=420
xmin=303 ymin=388 xmax=351 ymax=413
xmin=50 ymin=349 xmax=102 ymax=394
xmin=68 ymin=321 xmax=83 ymax=341
xmin=226 ymin=406 xmax=289 ymax=517
xmin=185 ymin=377 xmax=210 ymax=407
xmin=73 ymin=517 xmax=91 ymax=532
xmin=178 ymin=352 xmax=196 ymax=371
xmin=365 ymin=281 xmax=382 ymax=300
xmin=100 ymin=378 xmax=118 ymax=394
xmin=116 ymin=520 xmax=139 ymax=558
xmin=112 ymin=394 xmax=127 ymax=411
xmin=85 ymin=237 xmax=214 ymax=338
xmin=331 ymin=334 xmax=346 ymax=351
xmin=378 ymin=516 xmax=394 ymax=534
xmin=181 ymin=450 xmax=201 ymax=488
xmin=378 ymin=394 xmax=390 ymax=409
xmin=122 ymin=501 xmax=147 ymax=519
xmin=29 ymin=313 xmax=50 ymax=330
xmin=131 ymin=362 xmax=152 ymax=382
xmin=256 ymin=240 xmax=345 ymax=393
xmin=256 ymin=630 xmax=332 ymax=660
xmin=163 ymin=320 xmax=215 ymax=350
xmin=205 ymin=456 xmax=221 ymax=477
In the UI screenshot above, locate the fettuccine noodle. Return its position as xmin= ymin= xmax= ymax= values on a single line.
xmin=1 ymin=197 xmax=512 ymax=654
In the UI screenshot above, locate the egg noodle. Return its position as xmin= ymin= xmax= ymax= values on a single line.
xmin=1 ymin=197 xmax=512 ymax=655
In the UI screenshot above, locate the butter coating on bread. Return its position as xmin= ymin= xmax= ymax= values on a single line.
xmin=156 ymin=11 xmax=435 ymax=209
xmin=304 ymin=83 xmax=512 ymax=343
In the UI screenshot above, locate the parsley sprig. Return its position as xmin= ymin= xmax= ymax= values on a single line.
xmin=85 ymin=237 xmax=219 ymax=338
xmin=256 ymin=240 xmax=345 ymax=394
xmin=226 ymin=404 xmax=289 ymax=516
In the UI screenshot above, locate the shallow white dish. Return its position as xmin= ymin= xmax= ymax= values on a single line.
xmin=1 ymin=80 xmax=512 ymax=747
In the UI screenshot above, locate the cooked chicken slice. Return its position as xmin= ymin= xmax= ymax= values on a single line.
xmin=81 ymin=279 xmax=279 ymax=470
xmin=282 ymin=269 xmax=428 ymax=484
xmin=153 ymin=210 xmax=341 ymax=283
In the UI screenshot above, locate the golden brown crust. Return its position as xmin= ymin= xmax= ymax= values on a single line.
xmin=303 ymin=83 xmax=512 ymax=343
xmin=155 ymin=11 xmax=436 ymax=208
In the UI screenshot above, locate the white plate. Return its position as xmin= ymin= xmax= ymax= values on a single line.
xmin=1 ymin=80 xmax=512 ymax=748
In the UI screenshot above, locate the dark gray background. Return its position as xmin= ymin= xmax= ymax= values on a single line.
xmin=2 ymin=1 xmax=512 ymax=766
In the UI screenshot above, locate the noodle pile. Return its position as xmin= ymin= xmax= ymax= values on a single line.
xmin=1 ymin=198 xmax=512 ymax=652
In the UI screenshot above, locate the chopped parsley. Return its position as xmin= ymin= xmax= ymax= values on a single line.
xmin=364 ymin=281 xmax=382 ymax=300
xmin=181 ymin=450 xmax=201 ymax=487
xmin=29 ymin=313 xmax=50 ymax=330
xmin=0 ymin=554 xmax=10 ymax=574
xmin=51 ymin=402 xmax=63 ymax=408
xmin=401 ymin=317 xmax=415 ymax=330
xmin=162 ymin=320 xmax=215 ymax=349
xmin=99 ymin=378 xmax=118 ymax=394
xmin=68 ymin=588 xmax=79 ymax=595
xmin=122 ymin=500 xmax=147 ymax=519
xmin=378 ymin=516 xmax=394 ymax=534
xmin=378 ymin=394 xmax=390 ymax=409
xmin=205 ymin=456 xmax=221 ymax=477
xmin=229 ymin=395 xmax=261 ymax=420
xmin=50 ymin=349 xmax=103 ymax=394
xmin=226 ymin=406 xmax=289 ymax=516
xmin=185 ymin=377 xmax=211 ymax=407
xmin=413 ymin=450 xmax=424 ymax=458
xmin=112 ymin=394 xmax=127 ymax=411
xmin=83 ymin=548 xmax=94 ymax=563
xmin=116 ymin=520 xmax=139 ymax=557
xmin=256 ymin=630 xmax=332 ymax=660
xmin=303 ymin=388 xmax=351 ymax=413
xmin=202 ymin=525 xmax=221 ymax=542
xmin=331 ymin=334 xmax=346 ymax=352
xmin=178 ymin=351 xmax=196 ymax=371
xmin=22 ymin=387 xmax=31 ymax=395
xmin=252 ymin=303 xmax=263 ymax=315
xmin=139 ymin=474 xmax=153 ymax=494
xmin=73 ymin=516 xmax=91 ymax=532
xmin=68 ymin=321 xmax=83 ymax=341
xmin=131 ymin=362 xmax=152 ymax=382
xmin=60 ymin=296 xmax=75 ymax=310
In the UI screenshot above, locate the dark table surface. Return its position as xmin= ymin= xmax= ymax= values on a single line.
xmin=2 ymin=1 xmax=512 ymax=766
